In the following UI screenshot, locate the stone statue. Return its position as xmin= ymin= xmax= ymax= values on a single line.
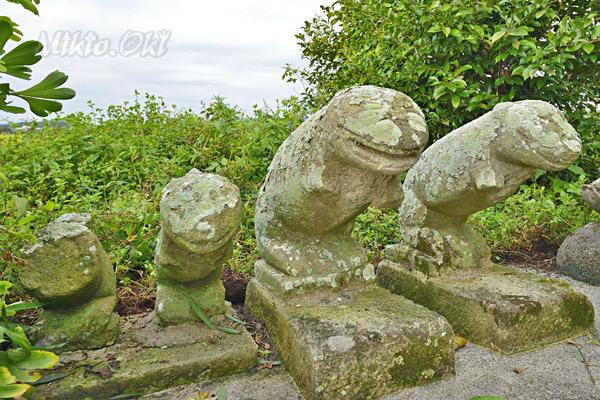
xmin=556 ymin=178 xmax=600 ymax=285
xmin=378 ymin=100 xmax=593 ymax=355
xmin=21 ymin=213 xmax=120 ymax=351
xmin=394 ymin=100 xmax=582 ymax=275
xmin=155 ymin=168 xmax=242 ymax=326
xmin=255 ymin=85 xmax=429 ymax=286
xmin=580 ymin=178 xmax=600 ymax=213
xmin=247 ymin=86 xmax=456 ymax=399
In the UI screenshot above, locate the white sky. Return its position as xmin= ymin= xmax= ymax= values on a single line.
xmin=3 ymin=0 xmax=330 ymax=120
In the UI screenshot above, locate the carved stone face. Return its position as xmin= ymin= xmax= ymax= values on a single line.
xmin=160 ymin=169 xmax=242 ymax=254
xmin=494 ymin=100 xmax=582 ymax=171
xmin=330 ymin=86 xmax=429 ymax=175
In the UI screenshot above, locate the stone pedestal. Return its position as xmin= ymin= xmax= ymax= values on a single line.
xmin=377 ymin=257 xmax=594 ymax=354
xmin=246 ymin=264 xmax=455 ymax=400
xmin=33 ymin=310 xmax=257 ymax=399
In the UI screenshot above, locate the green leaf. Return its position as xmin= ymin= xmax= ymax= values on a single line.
xmin=107 ymin=394 xmax=143 ymax=399
xmin=15 ymin=96 xmax=63 ymax=117
xmin=0 ymin=367 xmax=16 ymax=385
xmin=14 ymin=70 xmax=76 ymax=100
xmin=12 ymin=196 xmax=27 ymax=220
xmin=30 ymin=373 xmax=69 ymax=386
xmin=225 ymin=313 xmax=246 ymax=325
xmin=508 ymin=26 xmax=529 ymax=37
xmin=490 ymin=30 xmax=505 ymax=44
xmin=583 ymin=43 xmax=594 ymax=54
xmin=535 ymin=9 xmax=546 ymax=18
xmin=442 ymin=27 xmax=451 ymax=37
xmin=0 ymin=21 xmax=14 ymax=53
xmin=568 ymin=165 xmax=586 ymax=177
xmin=0 ymin=383 xmax=30 ymax=398
xmin=14 ymin=351 xmax=58 ymax=370
xmin=470 ymin=397 xmax=507 ymax=400
xmin=190 ymin=301 xmax=241 ymax=334
xmin=451 ymin=95 xmax=460 ymax=108
xmin=6 ymin=0 xmax=40 ymax=15
xmin=0 ymin=281 xmax=12 ymax=297
xmin=1 ymin=41 xmax=42 ymax=70
xmin=258 ymin=359 xmax=282 ymax=365
xmin=5 ymin=302 xmax=45 ymax=314
xmin=217 ymin=388 xmax=226 ymax=400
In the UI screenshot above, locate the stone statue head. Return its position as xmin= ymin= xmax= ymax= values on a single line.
xmin=159 ymin=169 xmax=242 ymax=262
xmin=493 ymin=100 xmax=581 ymax=171
xmin=325 ymin=85 xmax=429 ymax=175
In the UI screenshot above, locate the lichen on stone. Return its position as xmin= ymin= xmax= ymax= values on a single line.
xmin=396 ymin=100 xmax=582 ymax=274
xmin=255 ymin=85 xmax=429 ymax=288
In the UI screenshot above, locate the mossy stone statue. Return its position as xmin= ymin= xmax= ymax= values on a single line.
xmin=21 ymin=213 xmax=119 ymax=352
xmin=155 ymin=168 xmax=242 ymax=325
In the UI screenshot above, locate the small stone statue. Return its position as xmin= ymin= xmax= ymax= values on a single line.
xmin=21 ymin=213 xmax=120 ymax=352
xmin=580 ymin=178 xmax=600 ymax=213
xmin=556 ymin=178 xmax=600 ymax=285
xmin=393 ymin=100 xmax=582 ymax=275
xmin=155 ymin=169 xmax=242 ymax=326
xmin=255 ymin=85 xmax=429 ymax=286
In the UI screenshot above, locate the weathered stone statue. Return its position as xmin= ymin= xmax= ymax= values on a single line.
xmin=557 ymin=178 xmax=600 ymax=285
xmin=33 ymin=176 xmax=257 ymax=399
xmin=247 ymin=86 xmax=455 ymax=399
xmin=155 ymin=168 xmax=242 ymax=325
xmin=395 ymin=100 xmax=582 ymax=275
xmin=255 ymin=85 xmax=429 ymax=291
xmin=21 ymin=213 xmax=120 ymax=352
xmin=378 ymin=100 xmax=594 ymax=355
xmin=580 ymin=178 xmax=600 ymax=213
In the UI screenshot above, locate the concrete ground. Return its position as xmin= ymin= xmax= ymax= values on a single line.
xmin=143 ymin=267 xmax=600 ymax=400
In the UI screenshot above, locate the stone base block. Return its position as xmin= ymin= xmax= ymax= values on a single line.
xmin=377 ymin=260 xmax=595 ymax=355
xmin=33 ymin=310 xmax=257 ymax=399
xmin=32 ymin=296 xmax=120 ymax=353
xmin=246 ymin=279 xmax=454 ymax=400
xmin=254 ymin=259 xmax=377 ymax=298
xmin=155 ymin=275 xmax=226 ymax=326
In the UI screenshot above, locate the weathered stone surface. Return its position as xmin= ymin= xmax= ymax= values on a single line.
xmin=556 ymin=222 xmax=600 ymax=286
xmin=255 ymin=85 xmax=428 ymax=284
xmin=21 ymin=214 xmax=119 ymax=352
xmin=377 ymin=260 xmax=594 ymax=354
xmin=246 ymin=280 xmax=455 ymax=399
xmin=581 ymin=178 xmax=600 ymax=213
xmin=155 ymin=169 xmax=242 ymax=325
xmin=397 ymin=100 xmax=581 ymax=274
xmin=33 ymin=310 xmax=257 ymax=400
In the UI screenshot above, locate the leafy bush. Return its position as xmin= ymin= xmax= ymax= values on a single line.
xmin=0 ymin=93 xmax=307 ymax=284
xmin=285 ymin=0 xmax=600 ymax=177
xmin=2 ymin=91 xmax=597 ymax=304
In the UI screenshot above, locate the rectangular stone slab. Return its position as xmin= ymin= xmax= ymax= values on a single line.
xmin=377 ymin=260 xmax=594 ymax=355
xmin=246 ymin=279 xmax=455 ymax=400
xmin=33 ymin=312 xmax=257 ymax=399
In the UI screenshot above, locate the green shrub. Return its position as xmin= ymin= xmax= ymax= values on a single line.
xmin=0 ymin=93 xmax=307 ymax=284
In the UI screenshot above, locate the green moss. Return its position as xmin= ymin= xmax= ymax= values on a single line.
xmin=378 ymin=261 xmax=595 ymax=355
xmin=32 ymin=296 xmax=119 ymax=353
xmin=35 ymin=314 xmax=257 ymax=399
xmin=246 ymin=280 xmax=454 ymax=400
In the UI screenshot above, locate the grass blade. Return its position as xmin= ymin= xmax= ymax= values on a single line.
xmin=225 ymin=313 xmax=246 ymax=325
xmin=31 ymin=372 xmax=70 ymax=386
xmin=190 ymin=301 xmax=241 ymax=334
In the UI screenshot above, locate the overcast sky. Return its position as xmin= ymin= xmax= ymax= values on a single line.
xmin=3 ymin=0 xmax=330 ymax=120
